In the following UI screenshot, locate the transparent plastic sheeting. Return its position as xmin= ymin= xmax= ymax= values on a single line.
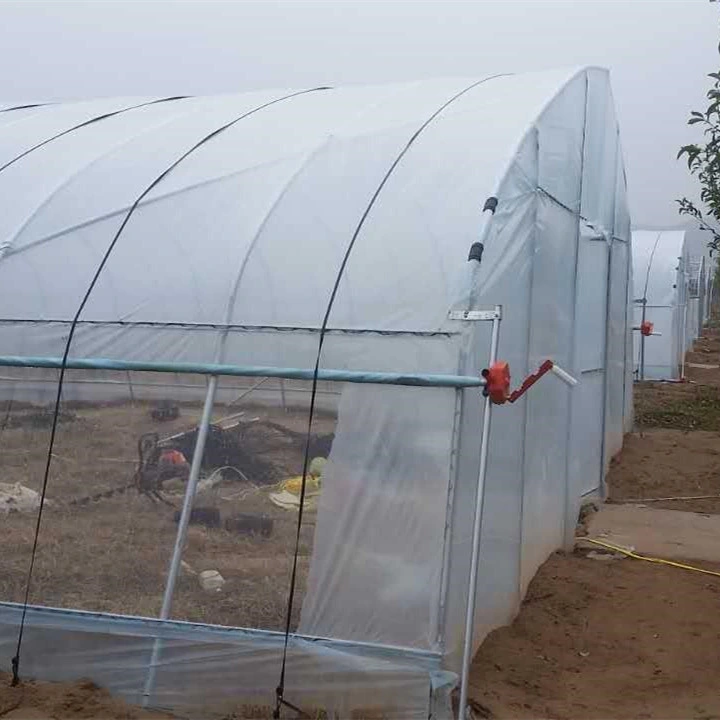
xmin=0 ymin=66 xmax=633 ymax=716
xmin=300 ymin=385 xmax=456 ymax=649
xmin=632 ymin=230 xmax=688 ymax=380
xmin=687 ymin=256 xmax=707 ymax=340
xmin=0 ymin=604 xmax=447 ymax=720
xmin=4 ymin=71 xmax=616 ymax=356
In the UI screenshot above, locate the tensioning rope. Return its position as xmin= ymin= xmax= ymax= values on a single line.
xmin=273 ymin=73 xmax=508 ymax=719
xmin=9 ymin=86 xmax=329 ymax=686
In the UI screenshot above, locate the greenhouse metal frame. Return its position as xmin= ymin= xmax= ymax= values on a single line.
xmin=0 ymin=67 xmax=632 ymax=719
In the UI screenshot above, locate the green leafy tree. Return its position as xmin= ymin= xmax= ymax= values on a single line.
xmin=678 ymin=43 xmax=720 ymax=304
xmin=677 ymin=57 xmax=720 ymax=256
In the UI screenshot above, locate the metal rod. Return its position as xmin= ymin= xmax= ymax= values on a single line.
xmin=0 ymin=374 xmax=341 ymax=397
xmin=598 ymin=234 xmax=613 ymax=499
xmin=516 ymin=129 xmax=540 ymax=598
xmin=562 ymin=74 xmax=588 ymax=551
xmin=0 ymin=355 xmax=487 ymax=389
xmin=142 ymin=375 xmax=219 ymax=705
xmin=227 ymin=376 xmax=270 ymax=406
xmin=680 ymin=301 xmax=687 ymax=380
xmin=279 ymin=378 xmax=288 ymax=413
xmin=125 ymin=371 xmax=136 ymax=406
xmin=457 ymin=306 xmax=501 ymax=720
xmin=640 ymin=298 xmax=647 ymax=382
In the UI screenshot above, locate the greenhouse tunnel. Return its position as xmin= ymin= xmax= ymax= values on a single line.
xmin=0 ymin=66 xmax=632 ymax=718
xmin=632 ymin=230 xmax=689 ymax=381
xmin=687 ymin=254 xmax=707 ymax=341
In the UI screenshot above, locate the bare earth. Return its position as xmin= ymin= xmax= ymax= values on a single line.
xmin=0 ymin=675 xmax=170 ymax=720
xmin=469 ymin=552 xmax=720 ymax=720
xmin=469 ymin=326 xmax=720 ymax=720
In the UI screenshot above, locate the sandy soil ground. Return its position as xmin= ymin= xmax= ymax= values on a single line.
xmin=607 ymin=430 xmax=720 ymax=513
xmin=587 ymin=503 xmax=720 ymax=562
xmin=469 ymin=551 xmax=720 ymax=720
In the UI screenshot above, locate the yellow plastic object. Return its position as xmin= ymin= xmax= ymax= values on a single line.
xmin=268 ymin=458 xmax=326 ymax=511
xmin=282 ymin=474 xmax=321 ymax=496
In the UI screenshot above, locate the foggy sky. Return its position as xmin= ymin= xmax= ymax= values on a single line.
xmin=0 ymin=0 xmax=717 ymax=229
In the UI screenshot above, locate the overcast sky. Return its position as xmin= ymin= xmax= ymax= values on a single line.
xmin=0 ymin=0 xmax=717 ymax=229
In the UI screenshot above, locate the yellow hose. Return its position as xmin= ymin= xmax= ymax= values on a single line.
xmin=581 ymin=537 xmax=720 ymax=578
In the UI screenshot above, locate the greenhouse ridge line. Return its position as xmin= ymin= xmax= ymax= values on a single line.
xmin=8 ymin=85 xmax=332 ymax=689
xmin=273 ymin=72 xmax=509 ymax=719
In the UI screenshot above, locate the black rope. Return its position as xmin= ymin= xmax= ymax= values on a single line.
xmin=536 ymin=186 xmax=628 ymax=245
xmin=0 ymin=97 xmax=189 ymax=175
xmin=9 ymin=86 xmax=329 ymax=686
xmin=273 ymin=73 xmax=507 ymax=718
xmin=0 ymin=317 xmax=454 ymax=339
xmin=0 ymin=104 xmax=51 ymax=114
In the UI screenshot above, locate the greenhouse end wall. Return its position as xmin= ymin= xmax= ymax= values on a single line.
xmin=632 ymin=230 xmax=688 ymax=381
xmin=440 ymin=67 xmax=632 ymax=669
xmin=0 ymin=66 xmax=632 ymax=718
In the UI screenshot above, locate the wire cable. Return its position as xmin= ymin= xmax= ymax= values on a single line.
xmin=0 ymin=97 xmax=188 ymax=174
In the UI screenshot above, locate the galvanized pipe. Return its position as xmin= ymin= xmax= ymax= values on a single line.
xmin=457 ymin=306 xmax=501 ymax=720
xmin=142 ymin=375 xmax=219 ymax=704
xmin=0 ymin=355 xmax=487 ymax=389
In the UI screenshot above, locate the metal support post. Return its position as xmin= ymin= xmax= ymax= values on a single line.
xmin=639 ymin=298 xmax=647 ymax=381
xmin=680 ymin=302 xmax=687 ymax=380
xmin=142 ymin=375 xmax=219 ymax=705
xmin=279 ymin=378 xmax=288 ymax=412
xmin=457 ymin=307 xmax=501 ymax=720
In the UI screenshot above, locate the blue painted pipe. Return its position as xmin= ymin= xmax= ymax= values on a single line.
xmin=0 ymin=355 xmax=485 ymax=389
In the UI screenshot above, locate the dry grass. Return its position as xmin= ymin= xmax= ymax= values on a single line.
xmin=0 ymin=400 xmax=332 ymax=631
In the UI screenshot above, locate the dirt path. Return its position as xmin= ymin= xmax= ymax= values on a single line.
xmin=608 ymin=429 xmax=720 ymax=513
xmin=469 ymin=552 xmax=720 ymax=720
xmin=470 ymin=327 xmax=720 ymax=719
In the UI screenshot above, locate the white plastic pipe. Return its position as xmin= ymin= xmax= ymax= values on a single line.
xmin=550 ymin=363 xmax=577 ymax=387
